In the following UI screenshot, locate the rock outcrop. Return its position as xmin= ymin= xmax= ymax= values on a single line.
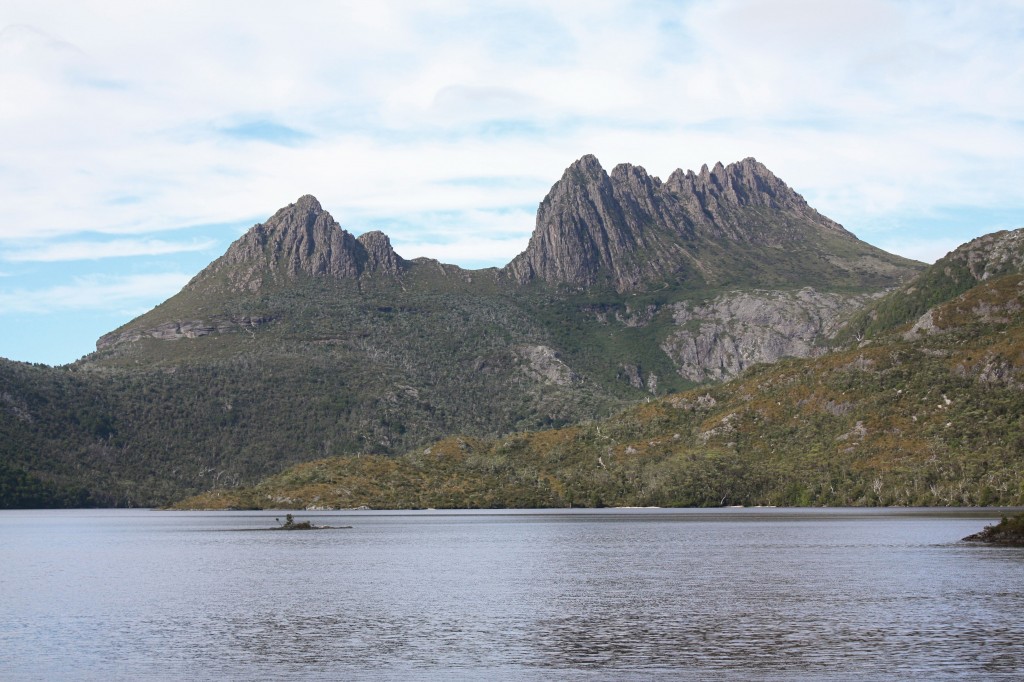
xmin=96 ymin=316 xmax=273 ymax=351
xmin=660 ymin=289 xmax=869 ymax=382
xmin=357 ymin=231 xmax=405 ymax=276
xmin=516 ymin=345 xmax=582 ymax=386
xmin=505 ymin=155 xmax=688 ymax=290
xmin=954 ymin=228 xmax=1024 ymax=282
xmin=190 ymin=194 xmax=408 ymax=292
xmin=963 ymin=513 xmax=1024 ymax=546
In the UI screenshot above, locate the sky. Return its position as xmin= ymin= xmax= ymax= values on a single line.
xmin=1 ymin=0 xmax=1022 ymax=366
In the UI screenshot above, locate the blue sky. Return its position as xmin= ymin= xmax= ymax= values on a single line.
xmin=1 ymin=0 xmax=1022 ymax=365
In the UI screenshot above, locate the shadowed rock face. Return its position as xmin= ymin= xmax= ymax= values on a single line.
xmin=504 ymin=155 xmax=860 ymax=291
xmin=191 ymin=194 xmax=407 ymax=292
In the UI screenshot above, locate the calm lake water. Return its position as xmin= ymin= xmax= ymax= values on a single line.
xmin=1 ymin=507 xmax=1022 ymax=680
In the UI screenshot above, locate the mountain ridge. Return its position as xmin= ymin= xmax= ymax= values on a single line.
xmin=506 ymin=154 xmax=860 ymax=291
xmin=1 ymin=154 xmax=939 ymax=508
xmin=96 ymin=154 xmax=920 ymax=353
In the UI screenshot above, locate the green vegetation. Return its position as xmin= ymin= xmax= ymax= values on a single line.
xmin=835 ymin=229 xmax=1024 ymax=344
xmin=963 ymin=513 xmax=1024 ymax=546
xmin=1 ymin=280 xmax=638 ymax=507
xmin=3 ymin=251 xmax=1018 ymax=510
xmin=176 ymin=274 xmax=1024 ymax=510
xmin=4 ymin=192 xmax=1017 ymax=511
xmin=2 ymin=246 xmax=916 ymax=509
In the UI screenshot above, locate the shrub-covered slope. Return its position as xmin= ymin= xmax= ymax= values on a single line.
xmin=178 ymin=273 xmax=1024 ymax=510
xmin=836 ymin=228 xmax=1024 ymax=343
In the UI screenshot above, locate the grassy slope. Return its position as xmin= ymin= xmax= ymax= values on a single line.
xmin=176 ymin=274 xmax=1024 ymax=510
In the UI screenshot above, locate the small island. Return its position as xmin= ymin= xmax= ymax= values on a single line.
xmin=269 ymin=513 xmax=349 ymax=531
xmin=963 ymin=513 xmax=1024 ymax=547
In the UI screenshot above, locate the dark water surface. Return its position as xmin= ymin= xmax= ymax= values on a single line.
xmin=2 ymin=508 xmax=1023 ymax=680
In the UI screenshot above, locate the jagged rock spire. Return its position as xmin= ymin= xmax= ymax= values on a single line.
xmin=190 ymin=195 xmax=407 ymax=292
xmin=505 ymin=154 xmax=855 ymax=291
xmin=505 ymin=155 xmax=649 ymax=290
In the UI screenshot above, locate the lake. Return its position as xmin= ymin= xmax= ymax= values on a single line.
xmin=1 ymin=508 xmax=1022 ymax=680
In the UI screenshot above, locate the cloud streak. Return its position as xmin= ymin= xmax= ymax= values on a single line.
xmin=3 ymin=238 xmax=218 ymax=262
xmin=0 ymin=273 xmax=193 ymax=315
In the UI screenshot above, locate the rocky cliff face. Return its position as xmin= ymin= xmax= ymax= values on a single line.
xmin=96 ymin=316 xmax=273 ymax=351
xmin=661 ymin=157 xmax=848 ymax=240
xmin=191 ymin=194 xmax=407 ymax=292
xmin=504 ymin=155 xmax=689 ymax=290
xmin=357 ymin=230 xmax=405 ymax=276
xmin=504 ymin=155 xmax=872 ymax=291
xmin=660 ymin=289 xmax=870 ymax=383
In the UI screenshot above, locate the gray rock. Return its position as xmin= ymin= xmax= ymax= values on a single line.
xmin=96 ymin=316 xmax=272 ymax=350
xmin=357 ymin=230 xmax=405 ymax=276
xmin=189 ymin=195 xmax=407 ymax=292
xmin=660 ymin=288 xmax=867 ymax=382
xmin=504 ymin=154 xmax=865 ymax=292
xmin=517 ymin=345 xmax=582 ymax=386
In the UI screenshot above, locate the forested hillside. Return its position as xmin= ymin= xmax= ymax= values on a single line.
xmin=0 ymin=156 xmax=942 ymax=508
xmin=180 ymin=272 xmax=1024 ymax=510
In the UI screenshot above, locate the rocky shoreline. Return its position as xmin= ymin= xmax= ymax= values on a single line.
xmin=963 ymin=513 xmax=1024 ymax=546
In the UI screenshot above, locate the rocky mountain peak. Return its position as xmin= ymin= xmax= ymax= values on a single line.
xmin=570 ymin=153 xmax=605 ymax=177
xmin=222 ymin=194 xmax=362 ymax=281
xmin=504 ymin=154 xmax=869 ymax=291
xmin=505 ymin=155 xmax=649 ymax=290
xmin=292 ymin=193 xmax=323 ymax=213
xmin=190 ymin=195 xmax=406 ymax=292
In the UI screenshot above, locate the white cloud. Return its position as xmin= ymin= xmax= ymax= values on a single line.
xmin=396 ymin=236 xmax=531 ymax=268
xmin=0 ymin=273 xmax=192 ymax=314
xmin=0 ymin=0 xmax=1019 ymax=250
xmin=378 ymin=205 xmax=539 ymax=267
xmin=3 ymin=238 xmax=218 ymax=262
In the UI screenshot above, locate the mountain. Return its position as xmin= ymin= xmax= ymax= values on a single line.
xmin=507 ymin=155 xmax=911 ymax=291
xmin=96 ymin=156 xmax=916 ymax=355
xmin=93 ymin=155 xmax=919 ymax=388
xmin=0 ymin=155 xmax=924 ymax=508
xmin=178 ymin=263 xmax=1024 ymax=511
